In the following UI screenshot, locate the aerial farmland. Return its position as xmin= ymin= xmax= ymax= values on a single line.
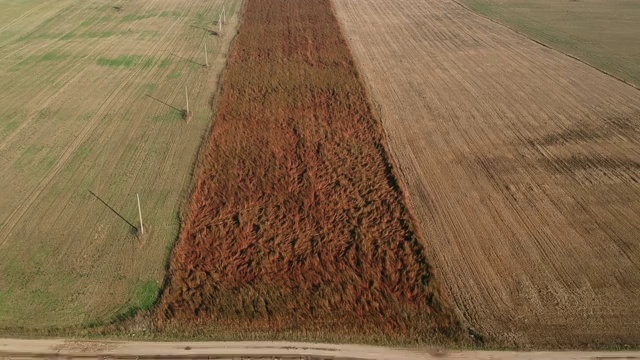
xmin=0 ymin=0 xmax=639 ymax=353
xmin=0 ymin=0 xmax=239 ymax=328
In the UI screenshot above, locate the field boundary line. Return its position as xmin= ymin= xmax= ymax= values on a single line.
xmin=450 ymin=0 xmax=640 ymax=93
xmin=155 ymin=0 xmax=244 ymax=311
xmin=328 ymin=0 xmax=473 ymax=341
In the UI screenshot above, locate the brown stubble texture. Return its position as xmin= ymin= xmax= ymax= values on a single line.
xmin=154 ymin=0 xmax=461 ymax=342
xmin=333 ymin=0 xmax=640 ymax=349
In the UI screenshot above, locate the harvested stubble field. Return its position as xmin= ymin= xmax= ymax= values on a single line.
xmin=462 ymin=0 xmax=640 ymax=88
xmin=334 ymin=0 xmax=640 ymax=348
xmin=0 ymin=0 xmax=239 ymax=329
xmin=155 ymin=0 xmax=461 ymax=343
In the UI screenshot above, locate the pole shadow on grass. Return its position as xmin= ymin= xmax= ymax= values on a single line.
xmin=170 ymin=53 xmax=205 ymax=68
xmin=145 ymin=94 xmax=182 ymax=114
xmin=190 ymin=24 xmax=219 ymax=36
xmin=88 ymin=190 xmax=138 ymax=234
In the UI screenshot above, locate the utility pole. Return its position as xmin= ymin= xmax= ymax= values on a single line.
xmin=185 ymin=86 xmax=189 ymax=115
xmin=204 ymin=43 xmax=209 ymax=67
xmin=136 ymin=193 xmax=144 ymax=235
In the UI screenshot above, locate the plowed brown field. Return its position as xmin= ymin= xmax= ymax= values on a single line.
xmin=333 ymin=0 xmax=640 ymax=348
xmin=154 ymin=0 xmax=461 ymax=343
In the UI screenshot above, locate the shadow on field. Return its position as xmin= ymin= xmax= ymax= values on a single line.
xmin=190 ymin=24 xmax=219 ymax=36
xmin=88 ymin=190 xmax=138 ymax=233
xmin=145 ymin=94 xmax=182 ymax=114
xmin=170 ymin=53 xmax=205 ymax=68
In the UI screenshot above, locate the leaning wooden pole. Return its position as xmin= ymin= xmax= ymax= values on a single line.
xmin=137 ymin=193 xmax=144 ymax=235
xmin=204 ymin=43 xmax=209 ymax=67
xmin=185 ymin=86 xmax=189 ymax=114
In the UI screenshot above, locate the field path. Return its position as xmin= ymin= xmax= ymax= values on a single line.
xmin=333 ymin=0 xmax=640 ymax=347
xmin=1 ymin=339 xmax=640 ymax=359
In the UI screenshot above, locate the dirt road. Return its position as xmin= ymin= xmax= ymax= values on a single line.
xmin=333 ymin=0 xmax=640 ymax=348
xmin=1 ymin=339 xmax=639 ymax=359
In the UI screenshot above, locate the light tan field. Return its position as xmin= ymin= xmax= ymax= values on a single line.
xmin=333 ymin=0 xmax=640 ymax=348
xmin=462 ymin=0 xmax=640 ymax=88
xmin=0 ymin=0 xmax=239 ymax=329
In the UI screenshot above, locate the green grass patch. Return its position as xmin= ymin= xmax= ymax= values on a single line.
xmin=18 ymin=32 xmax=61 ymax=42
xmin=111 ymin=280 xmax=159 ymax=323
xmin=67 ymin=30 xmax=116 ymax=40
xmin=152 ymin=110 xmax=181 ymax=123
xmin=10 ymin=51 xmax=69 ymax=71
xmin=121 ymin=12 xmax=157 ymax=22
xmin=0 ymin=290 xmax=13 ymax=320
xmin=3 ymin=120 xmax=20 ymax=134
xmin=86 ymin=31 xmax=114 ymax=39
xmin=24 ymin=144 xmax=43 ymax=157
xmin=158 ymin=58 xmax=171 ymax=69
xmin=142 ymin=83 xmax=157 ymax=93
xmin=80 ymin=16 xmax=113 ymax=27
xmin=167 ymin=71 xmax=181 ymax=79
xmin=97 ymin=55 xmax=155 ymax=69
xmin=141 ymin=57 xmax=155 ymax=69
xmin=41 ymin=52 xmax=67 ymax=61
xmin=159 ymin=10 xmax=182 ymax=18
xmin=67 ymin=144 xmax=91 ymax=172
xmin=134 ymin=281 xmax=159 ymax=311
xmin=29 ymin=289 xmax=59 ymax=309
xmin=43 ymin=154 xmax=58 ymax=170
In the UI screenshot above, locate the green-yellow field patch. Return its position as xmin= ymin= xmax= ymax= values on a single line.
xmin=0 ymin=0 xmax=242 ymax=333
xmin=10 ymin=51 xmax=70 ymax=71
xmin=97 ymin=55 xmax=156 ymax=69
xmin=464 ymin=0 xmax=640 ymax=87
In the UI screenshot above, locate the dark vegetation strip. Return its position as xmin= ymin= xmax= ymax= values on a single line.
xmin=154 ymin=0 xmax=462 ymax=342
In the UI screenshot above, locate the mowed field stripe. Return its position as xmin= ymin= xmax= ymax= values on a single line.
xmin=154 ymin=0 xmax=463 ymax=343
xmin=0 ymin=0 xmax=239 ymax=328
xmin=0 ymin=1 xmax=189 ymax=245
xmin=0 ymin=0 xmax=56 ymax=34
xmin=333 ymin=0 xmax=640 ymax=348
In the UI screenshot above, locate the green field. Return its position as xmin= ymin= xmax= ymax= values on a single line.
xmin=0 ymin=0 xmax=240 ymax=330
xmin=463 ymin=0 xmax=640 ymax=87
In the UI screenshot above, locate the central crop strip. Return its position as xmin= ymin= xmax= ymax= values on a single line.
xmin=155 ymin=0 xmax=461 ymax=340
